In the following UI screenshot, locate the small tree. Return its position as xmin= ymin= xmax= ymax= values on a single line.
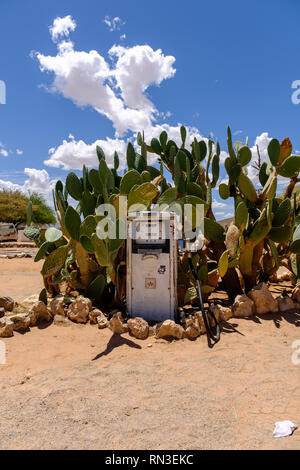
xmin=0 ymin=190 xmax=28 ymax=224
xmin=29 ymin=193 xmax=56 ymax=225
xmin=0 ymin=190 xmax=56 ymax=225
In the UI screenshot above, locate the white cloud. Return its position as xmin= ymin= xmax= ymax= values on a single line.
xmin=23 ymin=168 xmax=55 ymax=194
xmin=109 ymin=45 xmax=176 ymax=112
xmin=142 ymin=123 xmax=205 ymax=148
xmin=45 ymin=135 xmax=128 ymax=170
xmin=57 ymin=40 xmax=75 ymax=54
xmin=247 ymin=132 xmax=272 ymax=183
xmin=45 ymin=123 xmax=209 ymax=170
xmin=0 ymin=179 xmax=23 ymax=192
xmin=36 ymin=14 xmax=278 ymax=186
xmin=104 ymin=16 xmax=125 ymax=32
xmin=120 ymin=34 xmax=126 ymax=41
xmin=212 ymin=200 xmax=228 ymax=209
xmin=35 ymin=22 xmax=176 ymax=137
xmin=0 ymin=149 xmax=8 ymax=157
xmin=159 ymin=111 xmax=172 ymax=120
xmin=46 ymin=122 xmax=205 ymax=170
xmin=0 ymin=168 xmax=55 ymax=204
xmin=215 ymin=211 xmax=234 ymax=221
xmin=49 ymin=15 xmax=77 ymax=42
xmin=219 ymin=150 xmax=228 ymax=164
xmin=16 ymin=149 xmax=23 ymax=155
xmin=35 ymin=15 xmax=186 ymax=169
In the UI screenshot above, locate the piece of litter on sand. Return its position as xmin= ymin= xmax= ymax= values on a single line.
xmin=273 ymin=420 xmax=297 ymax=438
xmin=147 ymin=343 xmax=152 ymax=348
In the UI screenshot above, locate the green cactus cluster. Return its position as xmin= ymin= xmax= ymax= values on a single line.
xmin=25 ymin=125 xmax=300 ymax=308
xmin=220 ymin=127 xmax=300 ymax=290
xmin=25 ymin=139 xmax=162 ymax=305
xmin=145 ymin=126 xmax=243 ymax=301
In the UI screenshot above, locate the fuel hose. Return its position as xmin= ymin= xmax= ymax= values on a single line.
xmin=188 ymin=256 xmax=220 ymax=343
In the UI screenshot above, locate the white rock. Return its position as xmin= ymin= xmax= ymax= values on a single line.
xmin=183 ymin=316 xmax=201 ymax=339
xmin=89 ymin=308 xmax=103 ymax=325
xmin=67 ymin=296 xmax=92 ymax=324
xmin=9 ymin=313 xmax=31 ymax=331
xmin=193 ymin=312 xmax=207 ymax=334
xmin=50 ymin=295 xmax=65 ymax=317
xmin=127 ymin=317 xmax=149 ymax=340
xmin=232 ymin=295 xmax=255 ymax=317
xmin=53 ymin=314 xmax=70 ymax=326
xmin=248 ymin=282 xmax=278 ymax=314
xmin=0 ymin=296 xmax=14 ymax=312
xmin=97 ymin=315 xmax=108 ymax=329
xmin=28 ymin=301 xmax=51 ymax=326
xmin=108 ymin=312 xmax=128 ymax=334
xmin=209 ymin=303 xmax=233 ymax=322
xmin=156 ymin=320 xmax=184 ymax=340
xmin=0 ymin=317 xmax=14 ymax=337
xmin=19 ymin=294 xmax=39 ymax=308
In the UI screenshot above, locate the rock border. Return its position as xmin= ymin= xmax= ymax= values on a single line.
xmin=1 ymin=282 xmax=300 ymax=340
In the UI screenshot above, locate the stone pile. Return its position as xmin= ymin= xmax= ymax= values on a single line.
xmin=0 ymin=282 xmax=300 ymax=341
xmin=0 ymin=253 xmax=33 ymax=259
xmin=0 ymin=295 xmax=108 ymax=338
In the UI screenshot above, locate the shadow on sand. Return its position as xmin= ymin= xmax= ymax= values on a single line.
xmin=92 ymin=333 xmax=142 ymax=361
xmin=240 ymin=308 xmax=300 ymax=329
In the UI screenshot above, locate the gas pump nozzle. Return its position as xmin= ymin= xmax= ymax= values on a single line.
xmin=184 ymin=236 xmax=220 ymax=344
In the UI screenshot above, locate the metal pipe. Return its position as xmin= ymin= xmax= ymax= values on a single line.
xmin=187 ymin=254 xmax=220 ymax=343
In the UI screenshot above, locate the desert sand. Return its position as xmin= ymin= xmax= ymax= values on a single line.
xmin=0 ymin=258 xmax=300 ymax=450
xmin=0 ymin=257 xmax=43 ymax=302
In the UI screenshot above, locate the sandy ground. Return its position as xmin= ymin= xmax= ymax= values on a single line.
xmin=0 ymin=257 xmax=43 ymax=302
xmin=0 ymin=258 xmax=300 ymax=450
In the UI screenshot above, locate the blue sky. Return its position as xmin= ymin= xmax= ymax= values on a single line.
xmin=1 ymin=0 xmax=300 ymax=218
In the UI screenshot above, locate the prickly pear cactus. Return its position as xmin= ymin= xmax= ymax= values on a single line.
xmin=222 ymin=126 xmax=300 ymax=291
xmin=27 ymin=125 xmax=300 ymax=307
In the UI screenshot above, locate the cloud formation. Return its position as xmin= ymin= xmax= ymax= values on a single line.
xmin=109 ymin=45 xmax=176 ymax=112
xmin=0 ymin=149 xmax=8 ymax=157
xmin=45 ymin=135 xmax=128 ymax=170
xmin=104 ymin=16 xmax=125 ymax=32
xmin=49 ymin=15 xmax=77 ymax=42
xmin=36 ymin=33 xmax=176 ymax=137
xmin=0 ymin=168 xmax=56 ymax=204
xmin=247 ymin=132 xmax=272 ymax=183
xmin=44 ymin=123 xmax=207 ymax=170
xmin=34 ymin=15 xmax=184 ymax=169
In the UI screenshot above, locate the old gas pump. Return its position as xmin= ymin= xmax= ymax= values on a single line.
xmin=126 ymin=211 xmax=177 ymax=322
